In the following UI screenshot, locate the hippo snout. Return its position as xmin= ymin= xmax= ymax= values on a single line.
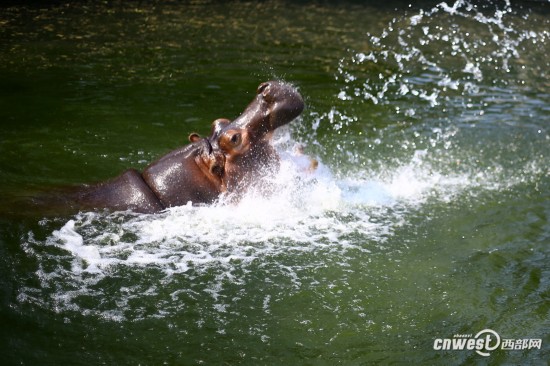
xmin=261 ymin=80 xmax=304 ymax=130
xmin=257 ymin=81 xmax=303 ymax=106
xmin=229 ymin=80 xmax=304 ymax=136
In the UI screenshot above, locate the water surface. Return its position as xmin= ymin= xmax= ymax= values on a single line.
xmin=0 ymin=1 xmax=549 ymax=364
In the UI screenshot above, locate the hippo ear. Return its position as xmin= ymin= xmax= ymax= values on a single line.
xmin=189 ymin=133 xmax=201 ymax=142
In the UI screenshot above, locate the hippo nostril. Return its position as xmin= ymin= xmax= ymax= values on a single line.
xmin=257 ymin=82 xmax=270 ymax=95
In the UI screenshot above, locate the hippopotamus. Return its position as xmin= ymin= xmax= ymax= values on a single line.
xmin=63 ymin=80 xmax=304 ymax=214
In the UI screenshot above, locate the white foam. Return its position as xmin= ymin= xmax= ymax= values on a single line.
xmin=44 ymin=144 xmax=482 ymax=276
xmin=20 ymin=134 xmax=541 ymax=321
xmin=52 ymin=219 xmax=102 ymax=273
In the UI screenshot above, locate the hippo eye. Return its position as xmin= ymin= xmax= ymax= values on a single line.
xmin=229 ymin=133 xmax=242 ymax=147
xmin=219 ymin=130 xmax=245 ymax=152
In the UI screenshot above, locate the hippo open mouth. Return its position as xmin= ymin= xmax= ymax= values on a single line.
xmin=205 ymin=81 xmax=305 ymax=195
xmin=229 ymin=81 xmax=304 ymax=139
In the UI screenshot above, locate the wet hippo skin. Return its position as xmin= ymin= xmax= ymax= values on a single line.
xmin=69 ymin=81 xmax=304 ymax=213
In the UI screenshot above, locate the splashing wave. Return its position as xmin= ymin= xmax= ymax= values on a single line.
xmin=20 ymin=130 xmax=537 ymax=321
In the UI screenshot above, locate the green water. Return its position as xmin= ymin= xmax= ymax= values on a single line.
xmin=1 ymin=1 xmax=549 ymax=365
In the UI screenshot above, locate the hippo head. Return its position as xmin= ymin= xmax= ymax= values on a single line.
xmin=208 ymin=81 xmax=304 ymax=195
xmin=141 ymin=81 xmax=303 ymax=208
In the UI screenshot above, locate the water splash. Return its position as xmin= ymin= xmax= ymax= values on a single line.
xmin=16 ymin=0 xmax=549 ymax=322
xmin=336 ymin=0 xmax=548 ymax=109
xmin=20 ymin=129 xmax=543 ymax=321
